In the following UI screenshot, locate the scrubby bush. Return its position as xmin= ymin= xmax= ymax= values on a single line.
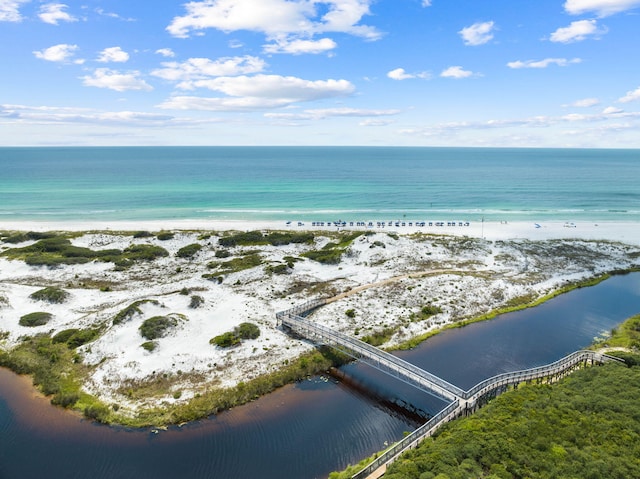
xmin=19 ymin=312 xmax=53 ymax=327
xmin=215 ymin=249 xmax=231 ymax=258
xmin=210 ymin=331 xmax=241 ymax=348
xmin=139 ymin=315 xmax=178 ymax=340
xmin=51 ymin=392 xmax=80 ymax=408
xmin=29 ymin=286 xmax=69 ymax=304
xmin=133 ymin=231 xmax=153 ymax=238
xmin=123 ymin=244 xmax=169 ymax=261
xmin=236 ymin=322 xmax=260 ymax=340
xmin=176 ymin=243 xmax=202 ymax=258
xmin=141 ymin=341 xmax=157 ymax=352
xmin=84 ymin=404 xmax=110 ymax=423
xmin=189 ymin=295 xmax=204 ymax=309
xmin=345 ymin=309 xmax=356 ymax=318
xmin=113 ymin=299 xmax=160 ymax=325
xmin=52 ymin=328 xmax=100 ymax=348
xmin=218 ymin=231 xmax=264 ymax=247
xmin=156 ymin=231 xmax=175 ymax=241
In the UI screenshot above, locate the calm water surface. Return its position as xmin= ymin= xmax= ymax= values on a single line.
xmin=1 ymin=273 xmax=639 ymax=479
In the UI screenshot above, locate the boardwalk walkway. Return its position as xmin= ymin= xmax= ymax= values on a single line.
xmin=276 ymin=299 xmax=623 ymax=479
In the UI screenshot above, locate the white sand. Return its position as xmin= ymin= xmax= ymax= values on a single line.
xmin=0 ymin=220 xmax=638 ymax=412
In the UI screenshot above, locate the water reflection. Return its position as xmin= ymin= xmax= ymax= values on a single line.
xmin=0 ymin=273 xmax=638 ymax=479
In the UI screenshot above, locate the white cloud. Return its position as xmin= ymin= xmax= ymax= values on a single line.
xmin=550 ymin=19 xmax=607 ymax=43
xmin=97 ymin=47 xmax=129 ymax=63
xmin=459 ymin=21 xmax=495 ymax=46
xmin=155 ymin=48 xmax=176 ymax=58
xmin=95 ymin=8 xmax=135 ymax=22
xmin=571 ymin=98 xmax=600 ymax=107
xmin=81 ymin=68 xmax=153 ymax=92
xmin=264 ymin=107 xmax=400 ymax=120
xmin=158 ymin=74 xmax=355 ymax=111
xmin=264 ymin=37 xmax=337 ymax=54
xmin=166 ymin=0 xmax=381 ymax=55
xmin=421 ymin=0 xmax=432 ymax=6
xmin=618 ymin=86 xmax=640 ymax=103
xmin=564 ymin=0 xmax=640 ymax=17
xmin=0 ymin=0 xmax=29 ymax=22
xmin=0 ymin=104 xmax=176 ymax=125
xmin=602 ymin=106 xmax=623 ymax=114
xmin=387 ymin=68 xmax=430 ymax=80
xmin=152 ymin=56 xmax=266 ymax=82
xmin=178 ymin=74 xmax=354 ymax=99
xmin=38 ymin=3 xmax=77 ymax=25
xmin=440 ymin=66 xmax=474 ymax=79
xmin=507 ymin=58 xmax=582 ymax=69
xmin=33 ymin=43 xmax=83 ymax=63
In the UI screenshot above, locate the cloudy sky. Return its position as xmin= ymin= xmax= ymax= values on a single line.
xmin=1 ymin=0 xmax=640 ymax=146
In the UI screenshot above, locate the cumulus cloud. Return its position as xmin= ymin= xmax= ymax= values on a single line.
xmin=264 ymin=37 xmax=337 ymax=54
xmin=440 ymin=66 xmax=474 ymax=79
xmin=38 ymin=3 xmax=77 ymax=25
xmin=97 ymin=47 xmax=129 ymax=63
xmin=166 ymin=0 xmax=380 ymax=55
xmin=158 ymin=74 xmax=355 ymax=111
xmin=570 ymin=98 xmax=600 ymax=107
xmin=550 ymin=19 xmax=607 ymax=43
xmin=152 ymin=56 xmax=266 ymax=83
xmin=387 ymin=68 xmax=430 ymax=80
xmin=618 ymin=86 xmax=640 ymax=103
xmin=0 ymin=0 xmax=29 ymax=22
xmin=33 ymin=44 xmax=83 ymax=63
xmin=564 ymin=0 xmax=640 ymax=17
xmin=507 ymin=58 xmax=582 ymax=69
xmin=81 ymin=68 xmax=153 ymax=92
xmin=155 ymin=48 xmax=176 ymax=58
xmin=602 ymin=106 xmax=624 ymax=114
xmin=459 ymin=21 xmax=495 ymax=46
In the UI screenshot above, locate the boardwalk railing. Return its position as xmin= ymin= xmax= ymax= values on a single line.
xmin=278 ymin=309 xmax=464 ymax=402
xmin=276 ymin=301 xmax=624 ymax=479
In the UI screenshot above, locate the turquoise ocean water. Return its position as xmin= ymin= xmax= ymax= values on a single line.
xmin=0 ymin=146 xmax=638 ymax=223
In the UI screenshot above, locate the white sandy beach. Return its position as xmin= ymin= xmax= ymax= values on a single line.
xmin=0 ymin=220 xmax=638 ymax=414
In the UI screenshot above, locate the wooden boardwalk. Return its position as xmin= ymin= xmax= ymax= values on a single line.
xmin=276 ymin=300 xmax=623 ymax=479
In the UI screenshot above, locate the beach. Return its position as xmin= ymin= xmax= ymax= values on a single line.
xmin=1 ymin=220 xmax=638 ymax=419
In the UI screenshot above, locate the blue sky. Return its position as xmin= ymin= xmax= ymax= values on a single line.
xmin=1 ymin=0 xmax=639 ymax=147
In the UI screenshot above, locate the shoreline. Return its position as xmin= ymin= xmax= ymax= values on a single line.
xmin=1 ymin=222 xmax=639 ymax=426
xmin=1 ymin=219 xmax=639 ymax=245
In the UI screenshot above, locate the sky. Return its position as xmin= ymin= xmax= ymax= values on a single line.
xmin=1 ymin=0 xmax=640 ymax=147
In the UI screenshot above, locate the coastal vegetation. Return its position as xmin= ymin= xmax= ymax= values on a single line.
xmin=218 ymin=230 xmax=314 ymax=247
xmin=210 ymin=322 xmax=261 ymax=348
xmin=19 ymin=312 xmax=53 ymax=327
xmin=331 ymin=317 xmax=640 ymax=479
xmin=303 ymin=232 xmax=362 ymax=264
xmin=112 ymin=299 xmax=161 ymax=325
xmin=139 ymin=314 xmax=183 ymax=340
xmin=176 ymin=243 xmax=202 ymax=258
xmin=29 ymin=286 xmax=69 ymax=304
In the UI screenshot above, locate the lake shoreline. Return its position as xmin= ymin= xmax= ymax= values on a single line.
xmin=1 ymin=223 xmax=639 ymax=426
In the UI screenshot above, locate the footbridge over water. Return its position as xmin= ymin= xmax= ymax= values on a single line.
xmin=276 ymin=299 xmax=624 ymax=479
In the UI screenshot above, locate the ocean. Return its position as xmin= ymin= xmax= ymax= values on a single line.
xmin=1 ymin=146 xmax=638 ymax=223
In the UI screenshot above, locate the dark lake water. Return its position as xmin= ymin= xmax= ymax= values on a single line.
xmin=1 ymin=273 xmax=639 ymax=479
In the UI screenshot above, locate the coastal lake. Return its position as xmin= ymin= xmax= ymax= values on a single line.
xmin=1 ymin=272 xmax=639 ymax=479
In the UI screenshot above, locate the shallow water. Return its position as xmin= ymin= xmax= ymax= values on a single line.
xmin=1 ymin=272 xmax=639 ymax=479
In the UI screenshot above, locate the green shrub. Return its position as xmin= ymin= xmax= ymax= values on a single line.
xmin=133 ymin=231 xmax=153 ymax=238
xmin=141 ymin=341 xmax=158 ymax=352
xmin=19 ymin=312 xmax=53 ymax=327
xmin=210 ymin=331 xmax=241 ymax=348
xmin=345 ymin=309 xmax=356 ymax=318
xmin=176 ymin=243 xmax=202 ymax=258
xmin=123 ymin=244 xmax=169 ymax=261
xmin=113 ymin=299 xmax=160 ymax=325
xmin=189 ymin=295 xmax=204 ymax=309
xmin=139 ymin=315 xmax=178 ymax=340
xmin=218 ymin=231 xmax=264 ymax=247
xmin=53 ymin=328 xmax=100 ymax=348
xmin=156 ymin=231 xmax=175 ymax=241
xmin=215 ymin=249 xmax=231 ymax=258
xmin=236 ymin=322 xmax=260 ymax=340
xmin=3 ymin=233 xmax=28 ymax=244
xmin=84 ymin=404 xmax=110 ymax=423
xmin=29 ymin=286 xmax=69 ymax=304
xmin=51 ymin=392 xmax=80 ymax=408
